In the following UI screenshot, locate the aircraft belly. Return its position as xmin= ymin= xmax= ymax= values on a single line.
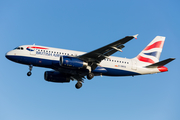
xmin=103 ymin=67 xmax=140 ymax=76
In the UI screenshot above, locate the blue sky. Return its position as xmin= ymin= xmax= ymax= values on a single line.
xmin=1 ymin=0 xmax=180 ymax=120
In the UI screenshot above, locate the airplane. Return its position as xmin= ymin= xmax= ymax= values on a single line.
xmin=5 ymin=34 xmax=175 ymax=89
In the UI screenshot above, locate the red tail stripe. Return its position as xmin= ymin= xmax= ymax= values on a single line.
xmin=158 ymin=66 xmax=168 ymax=72
xmin=137 ymin=55 xmax=155 ymax=63
xmin=144 ymin=41 xmax=163 ymax=51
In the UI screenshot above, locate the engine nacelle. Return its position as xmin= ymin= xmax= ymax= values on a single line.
xmin=59 ymin=56 xmax=88 ymax=68
xmin=44 ymin=71 xmax=70 ymax=83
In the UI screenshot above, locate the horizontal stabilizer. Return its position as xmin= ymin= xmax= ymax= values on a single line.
xmin=146 ymin=58 xmax=175 ymax=68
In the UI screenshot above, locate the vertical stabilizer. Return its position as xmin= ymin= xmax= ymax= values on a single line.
xmin=135 ymin=36 xmax=165 ymax=64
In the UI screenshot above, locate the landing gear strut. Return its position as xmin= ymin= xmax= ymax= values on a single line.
xmin=27 ymin=65 xmax=33 ymax=76
xmin=87 ymin=73 xmax=94 ymax=80
xmin=75 ymin=81 xmax=82 ymax=89
xmin=86 ymin=65 xmax=94 ymax=80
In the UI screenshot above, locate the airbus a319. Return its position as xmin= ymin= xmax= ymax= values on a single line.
xmin=6 ymin=34 xmax=175 ymax=89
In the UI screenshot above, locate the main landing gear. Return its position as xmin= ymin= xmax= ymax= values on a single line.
xmin=87 ymin=73 xmax=94 ymax=80
xmin=75 ymin=72 xmax=94 ymax=89
xmin=86 ymin=66 xmax=94 ymax=80
xmin=75 ymin=81 xmax=82 ymax=89
xmin=27 ymin=65 xmax=33 ymax=76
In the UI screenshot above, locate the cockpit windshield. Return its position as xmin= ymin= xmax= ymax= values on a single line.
xmin=14 ymin=47 xmax=24 ymax=50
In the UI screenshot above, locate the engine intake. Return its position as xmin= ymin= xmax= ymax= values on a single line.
xmin=59 ymin=56 xmax=88 ymax=68
xmin=44 ymin=71 xmax=70 ymax=83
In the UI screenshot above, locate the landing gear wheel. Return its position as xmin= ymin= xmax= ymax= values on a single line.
xmin=87 ymin=73 xmax=94 ymax=80
xmin=27 ymin=65 xmax=33 ymax=76
xmin=27 ymin=71 xmax=32 ymax=76
xmin=75 ymin=82 xmax=82 ymax=89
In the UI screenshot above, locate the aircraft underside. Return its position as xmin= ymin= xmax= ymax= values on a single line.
xmin=6 ymin=55 xmax=141 ymax=88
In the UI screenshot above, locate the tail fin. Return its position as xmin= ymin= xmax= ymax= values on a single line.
xmin=135 ymin=36 xmax=165 ymax=64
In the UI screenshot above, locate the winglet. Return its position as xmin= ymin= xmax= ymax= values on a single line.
xmin=133 ymin=34 xmax=139 ymax=39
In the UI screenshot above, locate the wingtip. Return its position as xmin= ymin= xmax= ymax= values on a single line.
xmin=133 ymin=34 xmax=139 ymax=39
xmin=170 ymin=58 xmax=176 ymax=60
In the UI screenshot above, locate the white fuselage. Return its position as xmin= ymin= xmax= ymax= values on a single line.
xmin=6 ymin=45 xmax=162 ymax=76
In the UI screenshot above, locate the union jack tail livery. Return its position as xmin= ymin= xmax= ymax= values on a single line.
xmin=135 ymin=36 xmax=165 ymax=64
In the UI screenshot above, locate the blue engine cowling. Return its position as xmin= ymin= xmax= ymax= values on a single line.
xmin=59 ymin=56 xmax=88 ymax=68
xmin=44 ymin=71 xmax=70 ymax=83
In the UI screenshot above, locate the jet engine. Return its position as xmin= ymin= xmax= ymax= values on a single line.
xmin=59 ymin=56 xmax=88 ymax=68
xmin=44 ymin=71 xmax=70 ymax=83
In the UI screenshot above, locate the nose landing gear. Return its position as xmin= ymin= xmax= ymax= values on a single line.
xmin=27 ymin=65 xmax=33 ymax=76
xmin=27 ymin=71 xmax=32 ymax=76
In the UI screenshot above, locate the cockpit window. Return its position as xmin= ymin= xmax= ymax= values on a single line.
xmin=14 ymin=47 xmax=20 ymax=50
xmin=14 ymin=47 xmax=24 ymax=50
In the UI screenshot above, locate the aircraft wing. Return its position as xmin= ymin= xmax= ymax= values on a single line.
xmin=78 ymin=34 xmax=138 ymax=64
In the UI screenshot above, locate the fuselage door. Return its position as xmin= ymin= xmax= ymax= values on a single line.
xmin=131 ymin=59 xmax=137 ymax=70
xmin=30 ymin=46 xmax=36 ymax=55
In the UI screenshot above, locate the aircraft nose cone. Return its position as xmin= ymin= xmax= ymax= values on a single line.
xmin=5 ymin=52 xmax=10 ymax=60
xmin=5 ymin=51 xmax=19 ymax=62
xmin=5 ymin=51 xmax=14 ymax=61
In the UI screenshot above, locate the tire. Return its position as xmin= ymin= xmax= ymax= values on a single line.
xmin=27 ymin=72 xmax=32 ymax=76
xmin=87 ymin=73 xmax=94 ymax=80
xmin=75 ymin=82 xmax=82 ymax=89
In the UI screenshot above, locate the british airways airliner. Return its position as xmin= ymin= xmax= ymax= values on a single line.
xmin=6 ymin=35 xmax=175 ymax=89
